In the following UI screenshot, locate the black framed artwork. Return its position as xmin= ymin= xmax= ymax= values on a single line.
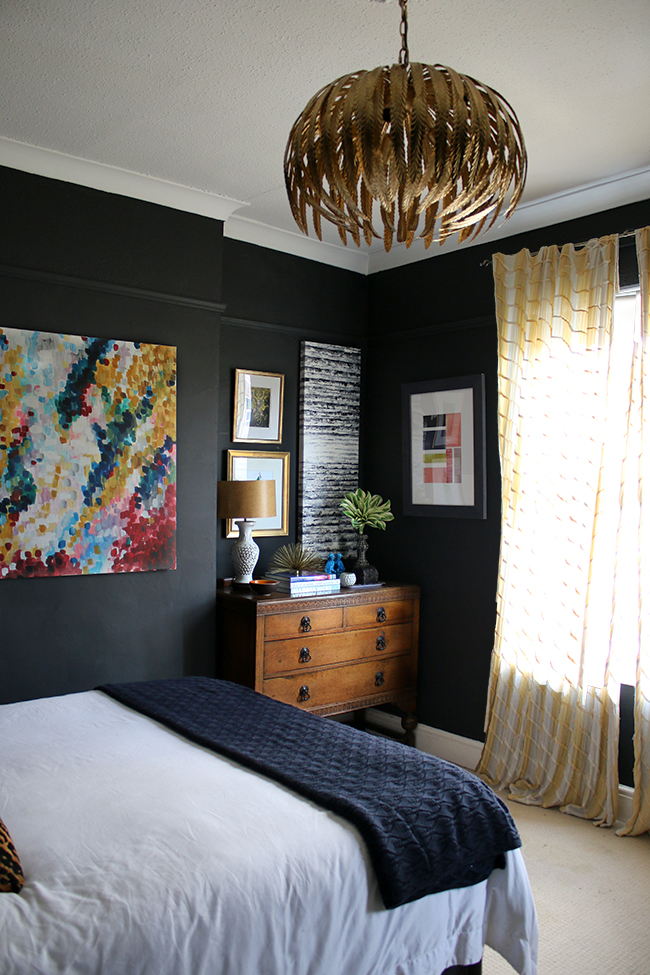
xmin=402 ymin=374 xmax=487 ymax=519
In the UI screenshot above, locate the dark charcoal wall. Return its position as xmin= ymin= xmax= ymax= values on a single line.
xmin=363 ymin=198 xmax=650 ymax=743
xmin=218 ymin=239 xmax=368 ymax=580
xmin=3 ymin=160 xmax=647 ymax=776
xmin=0 ymin=166 xmax=223 ymax=703
xmin=0 ymin=182 xmax=369 ymax=704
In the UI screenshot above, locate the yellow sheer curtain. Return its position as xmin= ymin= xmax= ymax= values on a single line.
xmin=618 ymin=228 xmax=650 ymax=836
xmin=477 ymin=236 xmax=620 ymax=825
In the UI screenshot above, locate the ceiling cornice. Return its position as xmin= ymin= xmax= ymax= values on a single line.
xmin=0 ymin=137 xmax=247 ymax=223
xmin=2 ymin=136 xmax=649 ymax=276
xmin=365 ymin=164 xmax=650 ymax=274
xmin=224 ymin=214 xmax=371 ymax=275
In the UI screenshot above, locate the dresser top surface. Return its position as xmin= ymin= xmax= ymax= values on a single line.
xmin=217 ymin=581 xmax=419 ymax=614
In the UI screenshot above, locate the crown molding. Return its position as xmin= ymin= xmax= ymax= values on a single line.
xmin=0 ymin=137 xmax=247 ymax=223
xmin=3 ymin=136 xmax=649 ymax=276
xmin=224 ymin=214 xmax=371 ymax=275
xmin=226 ymin=166 xmax=650 ymax=275
xmin=366 ymin=165 xmax=650 ymax=274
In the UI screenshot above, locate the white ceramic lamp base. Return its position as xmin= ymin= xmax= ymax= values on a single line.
xmin=230 ymin=519 xmax=259 ymax=585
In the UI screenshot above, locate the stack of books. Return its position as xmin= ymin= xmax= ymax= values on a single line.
xmin=275 ymin=573 xmax=341 ymax=597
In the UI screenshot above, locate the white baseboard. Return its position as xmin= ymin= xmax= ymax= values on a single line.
xmin=618 ymin=785 xmax=634 ymax=826
xmin=366 ymin=708 xmax=483 ymax=769
xmin=366 ymin=708 xmax=636 ymax=824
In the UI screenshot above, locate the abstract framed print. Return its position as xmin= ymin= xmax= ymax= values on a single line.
xmin=402 ymin=374 xmax=486 ymax=519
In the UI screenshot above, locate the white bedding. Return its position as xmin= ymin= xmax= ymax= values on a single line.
xmin=0 ymin=691 xmax=538 ymax=975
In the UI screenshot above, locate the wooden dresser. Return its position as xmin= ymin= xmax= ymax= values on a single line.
xmin=217 ymin=582 xmax=420 ymax=743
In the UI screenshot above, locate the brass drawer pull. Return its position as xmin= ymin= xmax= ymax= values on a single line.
xmin=299 ymin=646 xmax=312 ymax=663
xmin=298 ymin=685 xmax=311 ymax=702
xmin=300 ymin=616 xmax=312 ymax=633
xmin=376 ymin=607 xmax=387 ymax=623
xmin=375 ymin=671 xmax=385 ymax=687
xmin=376 ymin=635 xmax=387 ymax=651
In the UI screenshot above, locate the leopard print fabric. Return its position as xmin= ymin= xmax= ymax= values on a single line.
xmin=0 ymin=816 xmax=24 ymax=893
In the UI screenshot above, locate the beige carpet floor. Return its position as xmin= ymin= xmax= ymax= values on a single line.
xmin=482 ymin=796 xmax=650 ymax=974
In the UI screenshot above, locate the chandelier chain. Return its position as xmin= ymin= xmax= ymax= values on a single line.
xmin=398 ymin=0 xmax=409 ymax=66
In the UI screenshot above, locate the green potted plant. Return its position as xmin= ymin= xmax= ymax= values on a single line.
xmin=340 ymin=489 xmax=394 ymax=584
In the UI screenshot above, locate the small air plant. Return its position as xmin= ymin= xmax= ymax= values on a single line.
xmin=267 ymin=543 xmax=325 ymax=576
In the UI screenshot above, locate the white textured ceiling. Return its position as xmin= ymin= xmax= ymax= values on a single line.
xmin=2 ymin=0 xmax=650 ymax=274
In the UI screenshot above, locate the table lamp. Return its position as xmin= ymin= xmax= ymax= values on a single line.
xmin=217 ymin=479 xmax=276 ymax=586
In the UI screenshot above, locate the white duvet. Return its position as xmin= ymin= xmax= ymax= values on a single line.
xmin=0 ymin=691 xmax=537 ymax=975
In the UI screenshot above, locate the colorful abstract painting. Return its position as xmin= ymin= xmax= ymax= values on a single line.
xmin=0 ymin=327 xmax=176 ymax=579
xmin=422 ymin=412 xmax=462 ymax=484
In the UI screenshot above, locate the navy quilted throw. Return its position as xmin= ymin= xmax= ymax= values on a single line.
xmin=98 ymin=677 xmax=521 ymax=909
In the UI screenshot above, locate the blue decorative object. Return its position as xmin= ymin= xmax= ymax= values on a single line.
xmin=324 ymin=552 xmax=347 ymax=578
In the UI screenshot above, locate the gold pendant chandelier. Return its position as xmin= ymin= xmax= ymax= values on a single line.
xmin=284 ymin=0 xmax=527 ymax=253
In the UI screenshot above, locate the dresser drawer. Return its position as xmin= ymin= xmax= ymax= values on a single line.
xmin=218 ymin=583 xmax=419 ymax=735
xmin=344 ymin=598 xmax=414 ymax=629
xmin=264 ymin=622 xmax=414 ymax=676
xmin=263 ymin=654 xmax=414 ymax=710
xmin=264 ymin=606 xmax=343 ymax=640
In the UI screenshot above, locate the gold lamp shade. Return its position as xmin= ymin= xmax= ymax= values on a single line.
xmin=284 ymin=0 xmax=526 ymax=252
xmin=217 ymin=479 xmax=276 ymax=520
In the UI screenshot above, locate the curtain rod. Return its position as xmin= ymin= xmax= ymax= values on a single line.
xmin=479 ymin=229 xmax=637 ymax=268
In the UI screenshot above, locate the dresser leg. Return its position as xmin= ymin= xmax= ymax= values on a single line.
xmin=352 ymin=708 xmax=367 ymax=731
xmin=401 ymin=711 xmax=418 ymax=747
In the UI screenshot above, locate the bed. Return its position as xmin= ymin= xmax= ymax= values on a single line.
xmin=0 ymin=678 xmax=538 ymax=975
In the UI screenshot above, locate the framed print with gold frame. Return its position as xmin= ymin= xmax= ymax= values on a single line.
xmin=233 ymin=369 xmax=284 ymax=444
xmin=226 ymin=450 xmax=289 ymax=537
